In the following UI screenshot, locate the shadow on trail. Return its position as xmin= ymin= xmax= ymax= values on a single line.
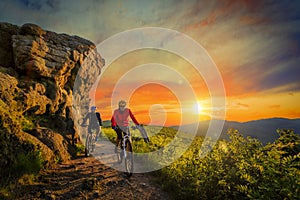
xmin=15 ymin=154 xmax=171 ymax=200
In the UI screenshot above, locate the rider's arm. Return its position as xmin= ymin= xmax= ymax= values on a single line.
xmin=96 ymin=112 xmax=103 ymax=126
xmin=81 ymin=113 xmax=89 ymax=125
xmin=129 ymin=109 xmax=139 ymax=125
xmin=111 ymin=111 xmax=117 ymax=127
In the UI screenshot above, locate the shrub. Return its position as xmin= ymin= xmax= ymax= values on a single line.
xmin=156 ymin=129 xmax=300 ymax=200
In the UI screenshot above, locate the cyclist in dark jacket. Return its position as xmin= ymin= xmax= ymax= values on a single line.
xmin=111 ymin=100 xmax=139 ymax=152
xmin=82 ymin=106 xmax=103 ymax=141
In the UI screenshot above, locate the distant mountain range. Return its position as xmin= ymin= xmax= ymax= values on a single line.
xmin=171 ymin=118 xmax=300 ymax=144
xmin=102 ymin=118 xmax=300 ymax=144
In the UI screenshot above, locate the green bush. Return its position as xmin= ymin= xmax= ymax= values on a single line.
xmin=156 ymin=129 xmax=300 ymax=200
xmin=0 ymin=101 xmax=44 ymax=186
xmin=102 ymin=126 xmax=299 ymax=199
xmin=12 ymin=150 xmax=44 ymax=175
xmin=75 ymin=143 xmax=86 ymax=155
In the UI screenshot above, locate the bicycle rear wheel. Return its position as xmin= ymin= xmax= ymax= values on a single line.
xmin=124 ymin=140 xmax=134 ymax=177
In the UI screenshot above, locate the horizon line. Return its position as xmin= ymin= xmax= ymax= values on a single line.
xmin=100 ymin=117 xmax=300 ymax=127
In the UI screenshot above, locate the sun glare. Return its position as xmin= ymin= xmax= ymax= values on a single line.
xmin=193 ymin=101 xmax=202 ymax=115
xmin=197 ymin=101 xmax=202 ymax=114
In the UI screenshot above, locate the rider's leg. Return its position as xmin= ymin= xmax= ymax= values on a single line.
xmin=95 ymin=126 xmax=100 ymax=141
xmin=88 ymin=126 xmax=92 ymax=134
xmin=99 ymin=126 xmax=102 ymax=137
xmin=115 ymin=128 xmax=122 ymax=152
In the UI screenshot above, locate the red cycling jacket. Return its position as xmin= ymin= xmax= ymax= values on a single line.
xmin=111 ymin=108 xmax=139 ymax=127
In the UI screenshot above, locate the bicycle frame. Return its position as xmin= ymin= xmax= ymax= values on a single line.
xmin=115 ymin=127 xmax=134 ymax=177
xmin=122 ymin=134 xmax=131 ymax=159
xmin=85 ymin=128 xmax=97 ymax=156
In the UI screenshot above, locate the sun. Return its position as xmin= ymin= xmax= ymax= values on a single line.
xmin=193 ymin=101 xmax=203 ymax=114
xmin=197 ymin=101 xmax=203 ymax=114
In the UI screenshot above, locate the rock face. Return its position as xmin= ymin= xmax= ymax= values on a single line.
xmin=0 ymin=22 xmax=105 ymax=180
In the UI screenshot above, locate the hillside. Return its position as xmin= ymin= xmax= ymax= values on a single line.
xmin=102 ymin=125 xmax=300 ymax=199
xmin=172 ymin=118 xmax=300 ymax=144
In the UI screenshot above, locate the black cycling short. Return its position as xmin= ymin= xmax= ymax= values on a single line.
xmin=88 ymin=125 xmax=99 ymax=134
xmin=116 ymin=126 xmax=129 ymax=139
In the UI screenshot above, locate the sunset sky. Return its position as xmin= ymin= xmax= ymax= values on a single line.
xmin=1 ymin=0 xmax=300 ymax=126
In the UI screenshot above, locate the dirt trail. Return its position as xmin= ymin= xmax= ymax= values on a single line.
xmin=17 ymin=144 xmax=172 ymax=200
xmin=91 ymin=136 xmax=158 ymax=173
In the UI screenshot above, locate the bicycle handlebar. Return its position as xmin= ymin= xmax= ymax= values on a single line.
xmin=131 ymin=124 xmax=142 ymax=130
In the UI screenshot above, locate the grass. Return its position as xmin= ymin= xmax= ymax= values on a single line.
xmin=75 ymin=143 xmax=86 ymax=156
xmin=21 ymin=117 xmax=35 ymax=132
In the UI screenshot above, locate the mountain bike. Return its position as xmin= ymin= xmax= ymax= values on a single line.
xmin=115 ymin=127 xmax=134 ymax=177
xmin=81 ymin=124 xmax=97 ymax=157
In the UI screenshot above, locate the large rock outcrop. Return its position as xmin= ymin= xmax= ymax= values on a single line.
xmin=0 ymin=22 xmax=105 ymax=179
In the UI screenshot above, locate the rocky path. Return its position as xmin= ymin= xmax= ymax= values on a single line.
xmin=91 ymin=136 xmax=158 ymax=174
xmin=16 ymin=149 xmax=171 ymax=200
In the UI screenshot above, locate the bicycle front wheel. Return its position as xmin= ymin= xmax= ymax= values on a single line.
xmin=86 ymin=134 xmax=92 ymax=156
xmin=124 ymin=140 xmax=134 ymax=177
xmin=91 ymin=134 xmax=96 ymax=152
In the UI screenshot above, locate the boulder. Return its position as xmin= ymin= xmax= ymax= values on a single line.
xmin=0 ymin=22 xmax=105 ymax=175
xmin=0 ymin=22 xmax=19 ymax=68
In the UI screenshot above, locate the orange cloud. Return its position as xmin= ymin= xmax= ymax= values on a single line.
xmin=128 ymin=84 xmax=181 ymax=126
xmin=269 ymin=105 xmax=280 ymax=109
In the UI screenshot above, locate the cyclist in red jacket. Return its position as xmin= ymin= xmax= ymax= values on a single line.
xmin=111 ymin=100 xmax=139 ymax=152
